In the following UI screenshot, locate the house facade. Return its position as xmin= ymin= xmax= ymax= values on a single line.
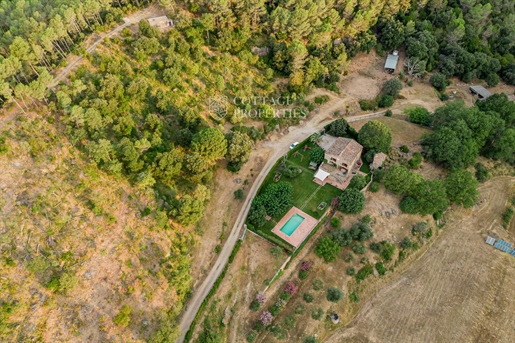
xmin=324 ymin=137 xmax=363 ymax=174
xmin=313 ymin=137 xmax=364 ymax=190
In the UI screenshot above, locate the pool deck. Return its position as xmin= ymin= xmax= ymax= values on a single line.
xmin=271 ymin=207 xmax=319 ymax=248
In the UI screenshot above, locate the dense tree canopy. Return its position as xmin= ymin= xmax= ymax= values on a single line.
xmin=338 ymin=188 xmax=365 ymax=214
xmin=444 ymin=169 xmax=479 ymax=208
xmin=423 ymin=98 xmax=515 ymax=169
xmin=358 ymin=121 xmax=392 ymax=153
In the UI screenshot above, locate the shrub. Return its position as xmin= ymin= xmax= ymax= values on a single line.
xmin=234 ymin=189 xmax=244 ymax=199
xmin=46 ymin=277 xmax=60 ymax=292
xmin=475 ymin=162 xmax=489 ymax=182
xmin=369 ymin=242 xmax=382 ymax=254
xmin=380 ymin=241 xmax=396 ymax=261
xmin=114 ymin=305 xmax=133 ymax=327
xmin=385 ymin=109 xmax=393 ymax=117
xmin=382 ymin=78 xmax=403 ymax=98
xmin=361 ymin=214 xmax=372 ymax=224
xmin=400 ymin=145 xmax=409 ymax=153
xmin=344 ymin=252 xmax=354 ymax=262
xmin=348 ymin=174 xmax=368 ymax=190
xmin=359 ymin=99 xmax=378 ymax=111
xmin=269 ymin=324 xmax=287 ymax=339
xmin=285 ymin=281 xmax=299 ymax=295
xmin=314 ymin=236 xmax=341 ymax=263
xmin=326 ymin=287 xmax=344 ymax=303
xmin=378 ymin=94 xmax=394 ymax=108
xmin=399 ymin=237 xmax=413 ymax=249
xmin=352 ymin=243 xmax=366 ymax=254
xmin=369 ymin=182 xmax=380 ymax=192
xmin=346 ymin=267 xmax=356 ymax=276
xmin=356 ymin=264 xmax=374 ymax=281
xmin=330 ymin=217 xmax=341 ymax=228
xmin=349 ymin=222 xmax=374 ymax=241
xmin=304 ymin=336 xmax=317 ymax=343
xmin=375 ymin=262 xmax=386 ymax=275
xmin=502 ymin=207 xmax=514 ymax=228
xmin=430 ymin=72 xmax=448 ymax=92
xmin=303 ymin=292 xmax=314 ymax=303
xmin=409 ymin=152 xmax=423 ymax=169
xmin=283 ymin=164 xmax=302 ymax=178
xmin=349 ymin=292 xmax=360 ymax=302
xmin=299 ymin=269 xmax=309 ymax=280
xmin=373 ymin=168 xmax=385 ymax=182
xmin=26 ymin=256 xmax=50 ymax=273
xmin=311 ymin=307 xmax=324 ymax=320
xmin=300 ymin=261 xmax=313 ymax=271
xmin=294 ymin=303 xmax=306 ymax=315
xmin=309 ymin=146 xmax=325 ymax=165
xmin=406 ymin=106 xmax=431 ymax=126
xmin=246 ymin=331 xmax=257 ymax=343
xmin=260 ymin=311 xmax=273 ymax=325
xmin=312 ymin=279 xmax=324 ymax=291
xmin=280 ymin=292 xmax=291 ymax=302
xmin=253 ymin=321 xmax=264 ymax=332
xmin=270 ymin=246 xmax=282 ymax=258
xmin=284 ymin=314 xmax=296 ymax=328
xmin=332 ymin=228 xmax=353 ymax=247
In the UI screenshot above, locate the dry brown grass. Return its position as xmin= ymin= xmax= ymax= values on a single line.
xmin=325 ymin=177 xmax=515 ymax=343
xmin=0 ymin=111 xmax=183 ymax=342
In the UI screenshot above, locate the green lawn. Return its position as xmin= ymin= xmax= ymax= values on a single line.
xmin=250 ymin=139 xmax=344 ymax=250
xmin=254 ymin=145 xmax=343 ymax=247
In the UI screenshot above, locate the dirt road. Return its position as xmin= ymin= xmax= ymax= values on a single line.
xmin=49 ymin=6 xmax=160 ymax=88
xmin=176 ymin=101 xmax=389 ymax=342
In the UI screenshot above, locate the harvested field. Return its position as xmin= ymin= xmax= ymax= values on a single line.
xmin=324 ymin=177 xmax=515 ymax=343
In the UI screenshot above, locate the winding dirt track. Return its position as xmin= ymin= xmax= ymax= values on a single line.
xmin=49 ymin=6 xmax=160 ymax=88
xmin=324 ymin=177 xmax=515 ymax=343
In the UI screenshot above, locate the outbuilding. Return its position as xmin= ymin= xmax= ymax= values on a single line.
xmin=469 ymin=85 xmax=492 ymax=99
xmin=384 ymin=50 xmax=399 ymax=73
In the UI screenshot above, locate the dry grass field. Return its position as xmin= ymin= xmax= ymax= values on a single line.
xmin=324 ymin=177 xmax=515 ymax=343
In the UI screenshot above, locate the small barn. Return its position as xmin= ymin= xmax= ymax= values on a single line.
xmin=371 ymin=152 xmax=387 ymax=170
xmin=147 ymin=16 xmax=174 ymax=29
xmin=384 ymin=50 xmax=399 ymax=73
xmin=469 ymin=85 xmax=492 ymax=99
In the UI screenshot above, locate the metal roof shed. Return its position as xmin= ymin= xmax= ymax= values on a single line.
xmin=469 ymin=86 xmax=492 ymax=99
xmin=384 ymin=51 xmax=399 ymax=72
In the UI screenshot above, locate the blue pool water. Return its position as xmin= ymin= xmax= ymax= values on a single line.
xmin=280 ymin=214 xmax=305 ymax=236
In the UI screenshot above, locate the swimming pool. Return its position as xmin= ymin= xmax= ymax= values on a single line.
xmin=280 ymin=214 xmax=305 ymax=236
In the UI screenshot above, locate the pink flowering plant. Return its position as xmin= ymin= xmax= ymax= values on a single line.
xmin=260 ymin=310 xmax=273 ymax=325
xmin=284 ymin=281 xmax=298 ymax=295
xmin=256 ymin=293 xmax=266 ymax=304
xmin=300 ymin=261 xmax=313 ymax=271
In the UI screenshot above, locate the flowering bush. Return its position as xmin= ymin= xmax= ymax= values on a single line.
xmin=256 ymin=293 xmax=266 ymax=304
xmin=284 ymin=281 xmax=299 ymax=295
xmin=276 ymin=299 xmax=287 ymax=309
xmin=260 ymin=311 xmax=273 ymax=326
xmin=300 ymin=261 xmax=313 ymax=271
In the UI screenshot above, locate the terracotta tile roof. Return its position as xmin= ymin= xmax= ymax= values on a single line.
xmin=326 ymin=137 xmax=363 ymax=165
